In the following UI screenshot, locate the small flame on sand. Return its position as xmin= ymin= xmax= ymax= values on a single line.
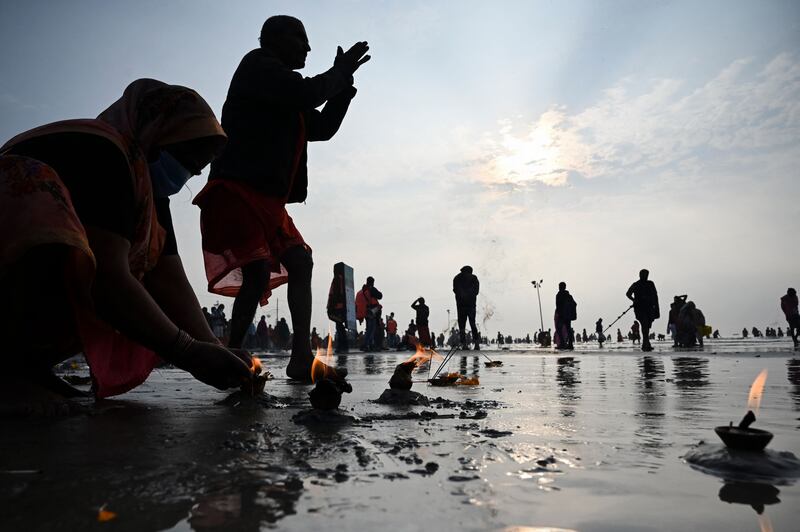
xmin=403 ymin=344 xmax=443 ymax=370
xmin=251 ymin=356 xmax=262 ymax=374
xmin=747 ymin=369 xmax=768 ymax=414
xmin=311 ymin=326 xmax=336 ymax=383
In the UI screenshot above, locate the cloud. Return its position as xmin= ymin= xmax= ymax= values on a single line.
xmin=448 ymin=53 xmax=800 ymax=188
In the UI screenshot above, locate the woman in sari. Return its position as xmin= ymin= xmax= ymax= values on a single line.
xmin=0 ymin=79 xmax=255 ymax=414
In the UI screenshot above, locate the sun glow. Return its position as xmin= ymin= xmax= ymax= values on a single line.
xmin=487 ymin=110 xmax=571 ymax=187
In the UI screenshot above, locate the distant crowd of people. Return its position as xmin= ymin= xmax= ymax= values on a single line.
xmin=231 ymin=273 xmax=799 ymax=354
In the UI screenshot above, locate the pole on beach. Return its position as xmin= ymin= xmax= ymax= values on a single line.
xmin=532 ymin=280 xmax=544 ymax=332
xmin=603 ymin=304 xmax=634 ymax=333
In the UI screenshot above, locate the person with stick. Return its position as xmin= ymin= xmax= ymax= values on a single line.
xmin=626 ymin=269 xmax=660 ymax=351
xmin=193 ymin=15 xmax=370 ymax=380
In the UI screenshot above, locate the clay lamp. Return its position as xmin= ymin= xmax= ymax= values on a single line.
xmin=389 ymin=360 xmax=416 ymax=391
xmin=715 ymin=370 xmax=773 ymax=452
xmin=241 ymin=356 xmax=268 ymax=397
xmin=308 ymin=338 xmax=351 ymax=410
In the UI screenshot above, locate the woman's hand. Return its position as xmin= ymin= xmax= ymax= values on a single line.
xmin=177 ymin=341 xmax=253 ymax=390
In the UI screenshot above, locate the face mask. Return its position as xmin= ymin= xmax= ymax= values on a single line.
xmin=149 ymin=151 xmax=193 ymax=198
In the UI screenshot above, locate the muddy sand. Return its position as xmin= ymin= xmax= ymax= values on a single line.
xmin=2 ymin=339 xmax=799 ymax=531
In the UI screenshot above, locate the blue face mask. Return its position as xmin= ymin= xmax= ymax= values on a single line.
xmin=149 ymin=151 xmax=193 ymax=198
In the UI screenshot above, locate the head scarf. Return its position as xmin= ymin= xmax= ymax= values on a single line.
xmin=97 ymin=78 xmax=226 ymax=159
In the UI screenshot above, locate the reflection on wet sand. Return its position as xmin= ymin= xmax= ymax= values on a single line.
xmin=719 ymin=481 xmax=779 ymax=532
xmin=787 ymin=359 xmax=800 ymax=411
xmin=185 ymin=477 xmax=303 ymax=531
xmin=633 ymin=356 xmax=667 ymax=467
xmin=5 ymin=352 xmax=800 ymax=531
xmin=672 ymin=357 xmax=711 ymax=417
xmin=459 ymin=355 xmax=480 ymax=376
xmin=556 ymin=357 xmax=580 ymax=417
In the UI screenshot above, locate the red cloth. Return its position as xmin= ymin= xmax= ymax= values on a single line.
xmin=194 ymin=179 xmax=309 ymax=306
xmin=0 ymin=154 xmax=161 ymax=399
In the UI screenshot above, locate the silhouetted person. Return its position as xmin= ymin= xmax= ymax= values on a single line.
xmin=667 ymin=294 xmax=687 ymax=346
xmin=617 ymin=328 xmax=624 ymax=342
xmin=782 ymin=287 xmax=799 ymax=348
xmin=355 ymin=276 xmax=382 ymax=351
xmin=326 ymin=265 xmax=349 ymax=353
xmin=554 ymin=281 xmax=577 ymax=350
xmin=626 ymin=269 xmax=660 ymax=351
xmin=676 ymin=301 xmax=706 ymax=348
xmin=411 ymin=297 xmax=431 ymax=347
xmin=275 ymin=317 xmax=291 ymax=350
xmin=713 ymin=329 xmax=720 ymax=339
xmin=631 ymin=321 xmax=641 ymax=344
xmin=453 ymin=265 xmax=480 ymax=350
xmin=256 ymin=315 xmax=269 ymax=349
xmin=386 ymin=312 xmax=398 ymax=348
xmin=194 ymin=15 xmax=370 ymax=380
xmin=596 ymin=318 xmax=605 ymax=347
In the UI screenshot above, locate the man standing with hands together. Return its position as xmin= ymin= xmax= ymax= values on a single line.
xmin=195 ymin=15 xmax=370 ymax=380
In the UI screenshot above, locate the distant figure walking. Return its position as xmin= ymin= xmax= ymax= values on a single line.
xmin=326 ymin=265 xmax=348 ymax=353
xmin=554 ymin=282 xmax=577 ymax=350
xmin=453 ymin=265 xmax=481 ymax=350
xmin=411 ymin=297 xmax=431 ymax=347
xmin=596 ymin=318 xmax=605 ymax=348
xmin=194 ymin=15 xmax=370 ymax=380
xmin=626 ymin=269 xmax=660 ymax=351
xmin=356 ymin=276 xmax=383 ymax=351
xmin=781 ymin=287 xmax=799 ymax=348
xmin=630 ymin=322 xmax=641 ymax=344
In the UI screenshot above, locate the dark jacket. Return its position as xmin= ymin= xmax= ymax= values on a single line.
xmin=781 ymin=293 xmax=799 ymax=318
xmin=627 ymin=280 xmax=660 ymax=321
xmin=556 ymin=289 xmax=577 ymax=321
xmin=211 ymin=49 xmax=356 ymax=202
xmin=453 ymin=272 xmax=480 ymax=308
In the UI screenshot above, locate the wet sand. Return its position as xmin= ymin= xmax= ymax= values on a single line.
xmin=2 ymin=338 xmax=799 ymax=531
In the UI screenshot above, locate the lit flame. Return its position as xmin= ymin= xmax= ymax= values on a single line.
xmin=403 ymin=344 xmax=442 ymax=370
xmin=758 ymin=514 xmax=773 ymax=532
xmin=251 ymin=356 xmax=262 ymax=374
xmin=311 ymin=326 xmax=336 ymax=383
xmin=747 ymin=369 xmax=768 ymax=414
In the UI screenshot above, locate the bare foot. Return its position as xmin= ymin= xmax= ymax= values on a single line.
xmin=286 ymin=353 xmax=314 ymax=382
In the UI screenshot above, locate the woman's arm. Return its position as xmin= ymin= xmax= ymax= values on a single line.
xmin=143 ymin=254 xmax=218 ymax=344
xmin=85 ymin=225 xmax=251 ymax=388
xmin=86 ymin=225 xmax=179 ymax=351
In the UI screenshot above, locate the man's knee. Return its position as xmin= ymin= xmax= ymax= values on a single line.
xmin=282 ymin=246 xmax=313 ymax=281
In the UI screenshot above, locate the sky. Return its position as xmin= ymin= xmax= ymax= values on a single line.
xmin=1 ymin=1 xmax=798 ymax=338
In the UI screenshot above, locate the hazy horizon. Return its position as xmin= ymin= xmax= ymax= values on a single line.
xmin=1 ymin=1 xmax=798 ymax=338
